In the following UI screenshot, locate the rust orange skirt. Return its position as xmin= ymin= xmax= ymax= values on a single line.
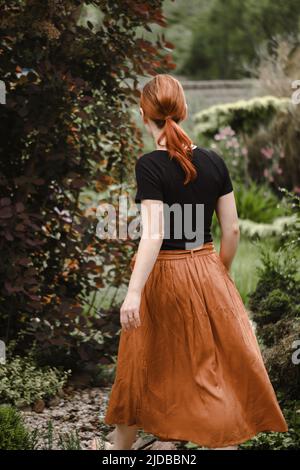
xmin=104 ymin=241 xmax=288 ymax=448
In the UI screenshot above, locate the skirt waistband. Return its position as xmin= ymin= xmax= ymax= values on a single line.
xmin=157 ymin=241 xmax=216 ymax=260
xmin=132 ymin=241 xmax=216 ymax=263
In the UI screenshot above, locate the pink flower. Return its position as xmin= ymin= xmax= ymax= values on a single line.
xmin=276 ymin=167 xmax=283 ymax=175
xmin=263 ymin=168 xmax=269 ymax=178
xmin=215 ymin=126 xmax=235 ymax=141
xmin=225 ymin=139 xmax=236 ymax=149
xmin=261 ymin=147 xmax=274 ymax=159
xmin=223 ymin=126 xmax=235 ymax=137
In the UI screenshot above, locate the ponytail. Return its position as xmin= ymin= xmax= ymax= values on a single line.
xmin=140 ymin=74 xmax=197 ymax=185
xmin=158 ymin=116 xmax=196 ymax=185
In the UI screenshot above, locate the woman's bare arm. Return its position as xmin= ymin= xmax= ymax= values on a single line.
xmin=120 ymin=199 xmax=164 ymax=331
xmin=215 ymin=191 xmax=240 ymax=271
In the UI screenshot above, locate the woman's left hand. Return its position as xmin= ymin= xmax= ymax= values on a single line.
xmin=120 ymin=291 xmax=141 ymax=331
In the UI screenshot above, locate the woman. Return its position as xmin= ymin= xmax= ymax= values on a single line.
xmin=97 ymin=74 xmax=288 ymax=450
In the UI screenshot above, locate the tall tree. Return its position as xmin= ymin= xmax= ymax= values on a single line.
xmin=0 ymin=0 xmax=175 ymax=361
xmin=183 ymin=0 xmax=300 ymax=79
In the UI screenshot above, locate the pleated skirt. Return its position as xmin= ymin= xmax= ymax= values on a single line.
xmin=104 ymin=241 xmax=288 ymax=448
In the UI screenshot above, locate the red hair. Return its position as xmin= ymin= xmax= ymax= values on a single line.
xmin=140 ymin=74 xmax=197 ymax=185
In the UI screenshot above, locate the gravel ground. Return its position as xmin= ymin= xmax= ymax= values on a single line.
xmin=20 ymin=386 xmax=181 ymax=450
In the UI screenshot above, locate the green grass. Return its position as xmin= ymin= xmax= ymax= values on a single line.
xmin=214 ymin=237 xmax=261 ymax=306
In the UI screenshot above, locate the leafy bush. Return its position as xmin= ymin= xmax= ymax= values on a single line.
xmin=240 ymin=401 xmax=300 ymax=450
xmin=249 ymin=246 xmax=299 ymax=315
xmin=249 ymin=245 xmax=300 ymax=400
xmin=237 ymin=187 xmax=299 ymax=240
xmin=249 ymin=39 xmax=300 ymax=192
xmin=0 ymin=348 xmax=70 ymax=407
xmin=213 ymin=179 xmax=292 ymax=241
xmin=278 ymin=188 xmax=300 ymax=249
xmin=0 ymin=1 xmax=173 ymax=361
xmin=194 ymin=96 xmax=299 ymax=189
xmin=262 ymin=321 xmax=300 ymax=400
xmin=194 ymin=96 xmax=289 ymax=137
xmin=238 ymin=215 xmax=297 ymax=240
xmin=212 ymin=181 xmax=287 ymax=241
xmin=254 ymin=289 xmax=291 ymax=326
xmin=0 ymin=410 xmax=83 ymax=450
xmin=259 ymin=318 xmax=298 ymax=349
xmin=234 ymin=181 xmax=286 ymax=223
xmin=0 ymin=405 xmax=37 ymax=450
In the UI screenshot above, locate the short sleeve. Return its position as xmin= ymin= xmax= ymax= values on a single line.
xmin=207 ymin=149 xmax=233 ymax=197
xmin=219 ymin=158 xmax=233 ymax=196
xmin=134 ymin=156 xmax=164 ymax=203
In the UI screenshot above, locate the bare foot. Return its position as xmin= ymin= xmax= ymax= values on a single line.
xmin=107 ymin=429 xmax=116 ymax=443
xmin=104 ymin=441 xmax=114 ymax=450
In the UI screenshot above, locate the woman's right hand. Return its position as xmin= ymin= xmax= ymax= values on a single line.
xmin=120 ymin=290 xmax=141 ymax=331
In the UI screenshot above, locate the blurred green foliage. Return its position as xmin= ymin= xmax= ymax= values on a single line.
xmin=0 ymin=405 xmax=38 ymax=450
xmin=194 ymin=96 xmax=290 ymax=138
xmin=162 ymin=0 xmax=300 ymax=79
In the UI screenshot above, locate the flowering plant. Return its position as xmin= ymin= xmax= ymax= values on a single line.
xmin=260 ymin=144 xmax=285 ymax=185
xmin=211 ymin=126 xmax=249 ymax=183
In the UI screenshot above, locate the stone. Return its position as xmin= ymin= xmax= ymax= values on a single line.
xmin=48 ymin=395 xmax=61 ymax=408
xmin=149 ymin=441 xmax=178 ymax=450
xmin=51 ymin=409 xmax=65 ymax=419
xmin=33 ymin=399 xmax=45 ymax=413
xmin=20 ymin=406 xmax=32 ymax=412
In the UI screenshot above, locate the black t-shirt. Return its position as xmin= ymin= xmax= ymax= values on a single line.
xmin=134 ymin=146 xmax=233 ymax=250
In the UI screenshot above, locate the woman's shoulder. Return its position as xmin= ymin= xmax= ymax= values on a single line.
xmin=197 ymin=146 xmax=221 ymax=160
xmin=197 ymin=146 xmax=227 ymax=168
xmin=135 ymin=149 xmax=168 ymax=170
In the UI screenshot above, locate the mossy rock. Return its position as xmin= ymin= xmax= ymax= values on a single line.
xmin=262 ymin=320 xmax=300 ymax=400
xmin=259 ymin=318 xmax=297 ymax=347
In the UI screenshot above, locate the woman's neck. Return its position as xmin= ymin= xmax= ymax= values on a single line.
xmin=150 ymin=126 xmax=167 ymax=151
xmin=156 ymin=144 xmax=168 ymax=151
xmin=151 ymin=125 xmax=195 ymax=151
